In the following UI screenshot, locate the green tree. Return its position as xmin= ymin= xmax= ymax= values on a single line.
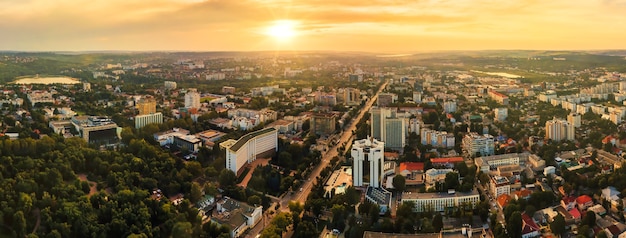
xmin=432 ymin=213 xmax=443 ymax=232
xmin=248 ymin=195 xmax=262 ymax=207
xmin=171 ymin=222 xmax=193 ymax=238
xmin=507 ymin=211 xmax=522 ymax=238
xmin=219 ymin=169 xmax=237 ymax=188
xmin=551 ymin=213 xmax=566 ymax=237
xmin=392 ymin=175 xmax=406 ymax=193
xmin=190 ymin=182 xmax=203 ymax=203
xmin=294 ymin=220 xmax=318 ymax=238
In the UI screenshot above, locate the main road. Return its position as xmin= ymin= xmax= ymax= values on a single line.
xmin=245 ymin=80 xmax=388 ymax=238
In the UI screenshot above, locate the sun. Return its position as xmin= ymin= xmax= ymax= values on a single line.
xmin=265 ymin=20 xmax=298 ymax=41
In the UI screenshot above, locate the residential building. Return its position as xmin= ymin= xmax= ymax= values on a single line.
xmin=164 ymin=81 xmax=177 ymax=90
xmin=136 ymin=96 xmax=157 ymax=115
xmin=475 ymin=153 xmax=524 ymax=172
xmin=135 ymin=113 xmax=164 ymax=129
xmin=185 ymin=88 xmax=201 ymax=109
xmin=211 ymin=197 xmax=262 ymax=238
xmin=545 ymin=117 xmax=575 ymax=142
xmin=522 ymin=213 xmax=541 ymax=238
xmin=311 ymin=113 xmax=337 ymax=136
xmin=494 ymin=108 xmax=508 ymax=121
xmin=401 ymin=190 xmax=480 ymax=212
xmin=222 ymin=86 xmax=236 ymax=94
xmin=490 ymin=175 xmax=510 ymax=198
xmin=424 ymin=168 xmax=454 ymax=189
xmin=488 ymin=90 xmax=509 ymax=105
xmin=443 ymin=100 xmax=457 ymax=113
xmin=377 ymin=93 xmax=397 ymax=107
xmin=352 ymin=137 xmax=385 ymax=188
xmin=567 ymin=113 xmax=581 ymax=128
xmin=222 ymin=128 xmax=278 ymax=175
xmin=462 ymin=133 xmax=495 ymax=157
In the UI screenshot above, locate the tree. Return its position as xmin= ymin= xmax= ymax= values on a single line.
xmin=444 ymin=172 xmax=459 ymax=190
xmin=190 ymin=182 xmax=203 ymax=203
xmin=171 ymin=222 xmax=193 ymax=238
xmin=582 ymin=210 xmax=596 ymax=227
xmin=392 ymin=175 xmax=406 ymax=193
xmin=550 ymin=214 xmax=566 ymax=237
xmin=432 ymin=213 xmax=443 ymax=232
xmin=368 ymin=203 xmax=380 ymax=224
xmin=507 ymin=211 xmax=522 ymax=238
xmin=248 ymin=195 xmax=262 ymax=207
xmin=455 ymin=162 xmax=469 ymax=177
xmin=219 ymin=169 xmax=237 ymax=188
xmin=294 ymin=221 xmax=318 ymax=238
xmin=271 ymin=212 xmax=293 ymax=234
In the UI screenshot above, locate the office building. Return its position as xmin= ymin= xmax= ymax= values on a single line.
xmin=71 ymin=116 xmax=119 ymax=143
xmin=545 ymin=118 xmax=575 ymax=142
xmin=352 ymin=137 xmax=385 ymax=188
xmin=370 ymin=107 xmax=406 ymax=150
xmin=185 ymin=88 xmax=201 ymax=109
xmin=174 ymin=134 xmax=202 ymax=153
xmin=223 ymin=128 xmax=278 ymax=175
xmin=412 ymin=91 xmax=422 ymax=103
xmin=377 ymin=93 xmax=397 ymax=107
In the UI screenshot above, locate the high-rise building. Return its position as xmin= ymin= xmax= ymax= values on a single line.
xmin=311 ymin=113 xmax=337 ymax=136
xmin=494 ymin=108 xmax=508 ymax=122
xmin=223 ymin=128 xmax=278 ymax=175
xmin=443 ymin=100 xmax=457 ymax=113
xmin=545 ymin=118 xmax=575 ymax=142
xmin=136 ymin=96 xmax=157 ymax=115
xmin=370 ymin=107 xmax=406 ymax=149
xmin=352 ymin=137 xmax=385 ymax=188
xmin=185 ymin=88 xmax=201 ymax=109
xmin=377 ymin=93 xmax=397 ymax=107
xmin=412 ymin=91 xmax=422 ymax=103
xmin=567 ymin=113 xmax=581 ymax=128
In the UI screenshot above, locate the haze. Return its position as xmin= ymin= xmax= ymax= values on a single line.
xmin=2 ymin=0 xmax=625 ymax=52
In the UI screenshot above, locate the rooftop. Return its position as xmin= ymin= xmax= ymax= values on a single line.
xmin=229 ymin=128 xmax=276 ymax=152
xmin=402 ymin=190 xmax=479 ymax=200
xmin=366 ymin=187 xmax=392 ymax=206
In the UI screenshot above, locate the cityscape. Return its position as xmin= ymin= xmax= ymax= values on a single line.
xmin=2 ymin=1 xmax=626 ymax=238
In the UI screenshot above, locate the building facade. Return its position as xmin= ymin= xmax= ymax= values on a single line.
xmin=135 ymin=112 xmax=163 ymax=129
xmin=223 ymin=128 xmax=278 ymax=175
xmin=401 ymin=191 xmax=480 ymax=212
xmin=545 ymin=118 xmax=575 ymax=142
xmin=185 ymin=88 xmax=201 ymax=109
xmin=352 ymin=137 xmax=385 ymax=188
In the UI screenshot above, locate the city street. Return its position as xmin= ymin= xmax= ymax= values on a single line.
xmin=245 ymin=80 xmax=388 ymax=238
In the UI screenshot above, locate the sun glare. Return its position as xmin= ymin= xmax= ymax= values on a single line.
xmin=266 ymin=20 xmax=298 ymax=41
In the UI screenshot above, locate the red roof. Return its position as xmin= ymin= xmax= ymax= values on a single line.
xmin=569 ymin=208 xmax=581 ymax=219
xmin=430 ymin=157 xmax=464 ymax=164
xmin=562 ymin=196 xmax=576 ymax=204
xmin=399 ymin=162 xmax=424 ymax=172
xmin=497 ymin=194 xmax=512 ymax=208
xmin=576 ymin=195 xmax=593 ymax=205
xmin=522 ymin=213 xmax=540 ymax=235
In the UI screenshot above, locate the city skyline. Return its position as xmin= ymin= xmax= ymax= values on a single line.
xmin=2 ymin=0 xmax=626 ymax=52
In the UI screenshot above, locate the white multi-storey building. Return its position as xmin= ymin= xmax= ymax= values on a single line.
xmin=164 ymin=81 xmax=177 ymax=90
xmin=494 ymin=108 xmax=508 ymax=122
xmin=352 ymin=137 xmax=385 ymax=188
xmin=545 ymin=118 xmax=575 ymax=142
xmin=462 ymin=133 xmax=495 ymax=157
xmin=475 ymin=153 xmax=524 ymax=172
xmin=567 ymin=113 xmax=581 ymax=128
xmin=490 ymin=176 xmax=511 ymax=198
xmin=401 ymin=191 xmax=480 ymax=212
xmin=135 ymin=112 xmax=163 ymax=129
xmin=443 ymin=100 xmax=457 ymax=113
xmin=185 ymin=88 xmax=201 ymax=109
xmin=223 ymin=128 xmax=278 ymax=174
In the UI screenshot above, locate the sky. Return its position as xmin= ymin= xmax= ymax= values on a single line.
xmin=1 ymin=0 xmax=625 ymax=52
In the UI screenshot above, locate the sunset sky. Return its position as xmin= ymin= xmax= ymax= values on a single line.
xmin=1 ymin=0 xmax=625 ymax=52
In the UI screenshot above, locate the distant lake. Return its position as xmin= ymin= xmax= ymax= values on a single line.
xmin=13 ymin=76 xmax=81 ymax=85
xmin=471 ymin=70 xmax=522 ymax=78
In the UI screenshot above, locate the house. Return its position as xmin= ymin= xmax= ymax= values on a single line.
xmin=515 ymin=189 xmax=532 ymax=200
xmin=576 ymin=195 xmax=593 ymax=210
xmin=589 ymin=204 xmax=607 ymax=216
xmin=569 ymin=207 xmax=581 ymax=223
xmin=602 ymin=186 xmax=621 ymax=209
xmin=211 ymin=197 xmax=263 ymax=238
xmin=398 ymin=162 xmax=425 ymax=185
xmin=522 ymin=213 xmax=541 ymax=238
xmin=561 ymin=196 xmax=576 ymax=210
xmin=497 ymin=194 xmax=512 ymax=210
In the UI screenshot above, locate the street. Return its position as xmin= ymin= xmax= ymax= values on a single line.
xmin=245 ymin=80 xmax=388 ymax=238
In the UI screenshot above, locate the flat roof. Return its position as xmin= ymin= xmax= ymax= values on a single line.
xmin=402 ymin=190 xmax=479 ymax=200
xmin=229 ymin=128 xmax=276 ymax=152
